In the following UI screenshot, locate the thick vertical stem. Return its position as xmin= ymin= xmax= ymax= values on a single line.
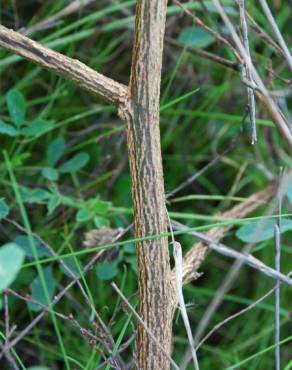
xmin=125 ymin=0 xmax=173 ymax=368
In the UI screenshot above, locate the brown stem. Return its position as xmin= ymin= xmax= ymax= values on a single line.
xmin=125 ymin=0 xmax=173 ymax=368
xmin=166 ymin=37 xmax=240 ymax=71
xmin=0 ymin=25 xmax=128 ymax=105
xmin=172 ymin=184 xmax=275 ymax=285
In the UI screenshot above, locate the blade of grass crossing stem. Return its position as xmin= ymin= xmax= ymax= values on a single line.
xmin=283 ymin=359 xmax=292 ymax=370
xmin=224 ymin=334 xmax=292 ymax=370
xmin=20 ymin=213 xmax=292 ymax=269
xmin=0 ymin=331 xmax=26 ymax=370
xmin=64 ymin=240 xmax=97 ymax=321
xmin=161 ymin=46 xmax=186 ymax=104
xmin=3 ymin=151 xmax=70 ymax=370
xmin=160 ymin=88 xmax=200 ymax=112
xmin=104 ymin=309 xmax=134 ymax=370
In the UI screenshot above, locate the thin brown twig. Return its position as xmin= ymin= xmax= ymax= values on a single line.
xmin=5 ymin=217 xmax=115 ymax=329
xmin=0 ymin=226 xmax=131 ymax=363
xmin=166 ymin=37 xmax=240 ymax=71
xmin=172 ymin=0 xmax=242 ymax=63
xmin=0 ymin=340 xmax=19 ymax=370
xmin=179 ymin=173 xmax=283 ymax=369
xmin=172 ymin=184 xmax=275 ymax=285
xmin=0 ymin=25 xmax=128 ymax=105
xmin=238 ymin=0 xmax=257 ymax=144
xmin=258 ymin=0 xmax=292 ymax=71
xmin=211 ymin=0 xmax=292 ymax=150
xmin=21 ymin=0 xmax=95 ymax=36
xmin=1 ymin=294 xmax=19 ymax=370
xmin=196 ymin=271 xmax=292 ymax=351
xmin=172 ymin=220 xmax=292 ymax=286
xmin=111 ymin=283 xmax=180 ymax=370
xmin=4 ymin=289 xmax=113 ymax=365
xmin=246 ymin=12 xmax=285 ymax=58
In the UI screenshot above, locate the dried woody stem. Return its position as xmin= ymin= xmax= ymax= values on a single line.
xmin=174 ymin=184 xmax=275 ymax=285
xmin=0 ymin=25 xmax=128 ymax=105
xmin=172 ymin=0 xmax=292 ymax=150
xmin=238 ymin=0 xmax=257 ymax=144
xmin=126 ymin=1 xmax=173 ymax=368
xmin=211 ymin=0 xmax=292 ymax=150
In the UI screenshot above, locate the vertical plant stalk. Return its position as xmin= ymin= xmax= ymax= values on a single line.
xmin=124 ymin=0 xmax=173 ymax=368
xmin=238 ymin=0 xmax=256 ymax=144
xmin=274 ymin=223 xmax=281 ymax=370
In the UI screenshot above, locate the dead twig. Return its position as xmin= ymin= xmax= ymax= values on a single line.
xmin=196 ymin=271 xmax=292 ymax=351
xmin=22 ymin=0 xmax=96 ymax=36
xmin=0 ymin=25 xmax=128 ymax=105
xmin=111 ymin=283 xmax=180 ymax=370
xmin=211 ymin=0 xmax=292 ymax=150
xmin=258 ymin=0 xmax=292 ymax=71
xmin=166 ymin=37 xmax=240 ymax=71
xmin=171 ymin=220 xmax=292 ymax=286
xmin=171 ymin=185 xmax=274 ymax=284
xmin=238 ymin=0 xmax=257 ymax=144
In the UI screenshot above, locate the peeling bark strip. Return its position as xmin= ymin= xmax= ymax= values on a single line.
xmin=0 ymin=25 xmax=128 ymax=105
xmin=126 ymin=0 xmax=173 ymax=369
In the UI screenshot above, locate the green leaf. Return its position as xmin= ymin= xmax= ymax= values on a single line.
xmin=47 ymin=194 xmax=61 ymax=215
xmin=14 ymin=235 xmax=52 ymax=258
xmin=88 ymin=198 xmax=111 ymax=214
xmin=0 ymin=198 xmax=9 ymax=220
xmin=124 ymin=243 xmax=135 ymax=254
xmin=125 ymin=255 xmax=137 ymax=273
xmin=28 ymin=266 xmax=56 ymax=312
xmin=11 ymin=152 xmax=31 ymax=166
xmin=42 ymin=167 xmax=59 ymax=181
xmin=6 ymin=89 xmax=26 ymax=128
xmin=76 ymin=208 xmax=93 ymax=222
xmin=236 ymin=218 xmax=292 ymax=243
xmin=178 ymin=27 xmax=214 ymax=48
xmin=96 ymin=261 xmax=118 ymax=281
xmin=28 ymin=367 xmax=50 ymax=370
xmin=60 ymin=256 xmax=80 ymax=277
xmin=47 ymin=136 xmax=65 ymax=166
xmin=21 ymin=119 xmax=54 ymax=137
xmin=0 ymin=120 xmax=17 ymax=136
xmin=20 ymin=187 xmax=50 ymax=203
xmin=94 ymin=216 xmax=110 ymax=228
xmin=59 ymin=152 xmax=89 ymax=173
xmin=0 ymin=243 xmax=25 ymax=293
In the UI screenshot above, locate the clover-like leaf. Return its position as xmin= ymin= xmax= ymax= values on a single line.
xmin=42 ymin=167 xmax=59 ymax=181
xmin=6 ymin=89 xmax=26 ymax=128
xmin=96 ymin=261 xmax=119 ymax=281
xmin=21 ymin=119 xmax=54 ymax=137
xmin=28 ymin=266 xmax=56 ymax=312
xmin=0 ymin=243 xmax=25 ymax=293
xmin=178 ymin=27 xmax=214 ymax=48
xmin=47 ymin=136 xmax=66 ymax=166
xmin=236 ymin=218 xmax=292 ymax=243
xmin=59 ymin=152 xmax=89 ymax=173
xmin=20 ymin=187 xmax=50 ymax=203
xmin=0 ymin=120 xmax=17 ymax=136
xmin=0 ymin=199 xmax=9 ymax=220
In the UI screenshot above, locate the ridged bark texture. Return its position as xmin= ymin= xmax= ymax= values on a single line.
xmin=126 ymin=0 xmax=173 ymax=369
